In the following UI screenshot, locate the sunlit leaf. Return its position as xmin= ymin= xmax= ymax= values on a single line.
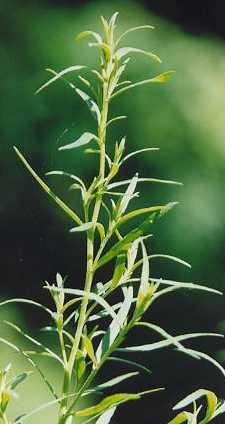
xmin=116 ymin=25 xmax=154 ymax=45
xmin=115 ymin=47 xmax=161 ymax=63
xmin=93 ymin=372 xmax=138 ymax=391
xmin=70 ymin=222 xmax=93 ymax=233
xmin=76 ymin=30 xmax=102 ymax=43
xmin=112 ymin=71 xmax=175 ymax=99
xmin=95 ymin=406 xmax=117 ymax=424
xmin=107 ymin=177 xmax=182 ymax=189
xmin=35 ymin=65 xmax=85 ymax=94
xmin=96 ymin=287 xmax=133 ymax=362
xmin=75 ymin=88 xmax=101 ymax=123
xmin=58 ymin=132 xmax=97 ymax=151
xmin=121 ymin=147 xmax=159 ymax=164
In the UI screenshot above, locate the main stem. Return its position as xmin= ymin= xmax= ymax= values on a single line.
xmin=58 ymin=68 xmax=109 ymax=424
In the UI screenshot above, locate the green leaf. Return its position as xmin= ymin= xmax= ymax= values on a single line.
xmin=82 ymin=335 xmax=97 ymax=368
xmin=75 ymin=87 xmax=101 ymax=123
xmin=4 ymin=321 xmax=64 ymax=365
xmin=96 ymin=286 xmax=133 ymax=362
xmin=70 ymin=222 xmax=93 ymax=233
xmin=107 ymin=177 xmax=182 ymax=190
xmin=107 ymin=116 xmax=127 ymax=127
xmin=46 ymin=171 xmax=86 ymax=189
xmin=121 ymin=147 xmax=159 ymax=164
xmin=168 ymin=411 xmax=194 ymax=424
xmin=95 ymin=407 xmax=117 ymax=424
xmin=173 ymin=389 xmax=216 ymax=412
xmin=35 ymin=65 xmax=85 ymax=94
xmin=148 ymin=254 xmax=191 ymax=269
xmin=75 ymin=350 xmax=86 ymax=381
xmin=0 ymin=297 xmax=53 ymax=317
xmin=0 ymin=337 xmax=58 ymax=400
xmin=76 ymin=31 xmax=102 ymax=43
xmin=95 ymin=214 xmax=158 ymax=270
xmin=136 ymin=241 xmax=149 ymax=308
xmin=112 ymin=71 xmax=175 ymax=99
xmin=94 ymin=372 xmax=138 ymax=391
xmin=46 ymin=287 xmax=118 ymax=322
xmin=111 ymin=253 xmax=127 ymax=289
xmin=9 ymin=371 xmax=32 ymax=390
xmin=89 ymin=42 xmax=112 ymax=61
xmin=117 ymin=332 xmax=223 ymax=353
xmin=116 ymin=174 xmax=139 ymax=216
xmin=14 ymin=147 xmax=82 ymax=225
xmin=151 ymin=278 xmax=222 ymax=298
xmin=116 ymin=25 xmax=154 ymax=45
xmin=76 ymin=388 xmax=163 ymax=417
xmin=96 ymin=223 xmax=105 ymax=243
xmin=76 ymin=393 xmax=140 ymax=417
xmin=108 ymin=356 xmax=152 ymax=375
xmin=115 ymin=47 xmax=161 ymax=63
xmin=58 ymin=132 xmax=97 ymax=151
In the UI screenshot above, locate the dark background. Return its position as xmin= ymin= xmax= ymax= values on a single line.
xmin=1 ymin=0 xmax=225 ymax=422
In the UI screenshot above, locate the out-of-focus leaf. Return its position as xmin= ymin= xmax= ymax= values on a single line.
xmin=14 ymin=147 xmax=82 ymax=225
xmin=76 ymin=30 xmax=102 ymax=43
xmin=59 ymin=132 xmax=97 ymax=151
xmin=115 ymin=47 xmax=161 ymax=63
xmin=0 ymin=298 xmax=53 ymax=317
xmin=9 ymin=371 xmax=32 ymax=390
xmin=4 ymin=321 xmax=64 ymax=365
xmin=35 ymin=65 xmax=85 ymax=94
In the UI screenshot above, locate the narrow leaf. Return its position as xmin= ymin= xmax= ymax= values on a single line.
xmin=76 ymin=393 xmax=140 ymax=417
xmin=0 ymin=298 xmax=53 ymax=317
xmin=59 ymin=132 xmax=97 ymax=151
xmin=115 ymin=47 xmax=161 ymax=63
xmin=95 ymin=407 xmax=117 ymax=424
xmin=14 ymin=147 xmax=82 ymax=225
xmin=70 ymin=222 xmax=93 ymax=233
xmin=121 ymin=147 xmax=159 ymax=164
xmin=94 ymin=372 xmax=138 ymax=390
xmin=75 ymin=88 xmax=101 ymax=123
xmin=35 ymin=65 xmax=85 ymax=94
xmin=112 ymin=71 xmax=175 ymax=99
xmin=108 ymin=356 xmax=152 ymax=375
xmin=82 ymin=334 xmax=97 ymax=368
xmin=107 ymin=177 xmax=182 ymax=189
xmin=96 ymin=286 xmax=133 ymax=362
xmin=76 ymin=31 xmax=102 ymax=43
xmin=9 ymin=371 xmax=32 ymax=390
xmin=116 ymin=25 xmax=154 ymax=45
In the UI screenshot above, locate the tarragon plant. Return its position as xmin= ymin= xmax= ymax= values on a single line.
xmin=1 ymin=12 xmax=225 ymax=424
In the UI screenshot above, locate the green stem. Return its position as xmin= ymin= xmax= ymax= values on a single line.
xmin=58 ymin=65 xmax=110 ymax=424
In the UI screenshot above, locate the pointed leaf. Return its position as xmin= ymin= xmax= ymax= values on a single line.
xmin=70 ymin=222 xmax=93 ymax=233
xmin=75 ymin=88 xmax=101 ymax=122
xmin=0 ymin=297 xmax=53 ymax=317
xmin=95 ymin=407 xmax=117 ymax=424
xmin=117 ymin=173 xmax=139 ymax=216
xmin=116 ymin=25 xmax=154 ymax=45
xmin=108 ymin=356 xmax=152 ymax=375
xmin=107 ymin=177 xmax=182 ymax=190
xmin=35 ymin=65 xmax=85 ymax=94
xmin=76 ymin=31 xmax=102 ymax=43
xmin=96 ymin=286 xmax=133 ymax=362
xmin=112 ymin=71 xmax=175 ymax=99
xmin=59 ymin=132 xmax=97 ymax=151
xmin=9 ymin=371 xmax=32 ymax=390
xmin=121 ymin=147 xmax=159 ymax=164
xmin=82 ymin=335 xmax=97 ymax=368
xmin=168 ymin=411 xmax=194 ymax=424
xmin=136 ymin=241 xmax=149 ymax=308
xmin=94 ymin=372 xmax=138 ymax=390
xmin=76 ymin=393 xmax=140 ymax=417
xmin=14 ymin=147 xmax=82 ymax=225
xmin=115 ymin=47 xmax=161 ymax=63
xmin=111 ymin=253 xmax=127 ymax=289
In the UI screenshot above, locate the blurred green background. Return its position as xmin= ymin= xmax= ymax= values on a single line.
xmin=1 ymin=0 xmax=225 ymax=422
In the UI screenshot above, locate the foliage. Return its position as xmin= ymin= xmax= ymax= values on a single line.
xmin=0 ymin=12 xmax=224 ymax=424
